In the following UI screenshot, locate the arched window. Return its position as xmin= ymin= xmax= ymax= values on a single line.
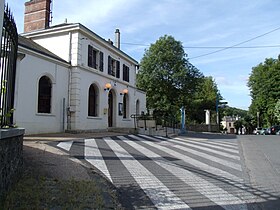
xmin=38 ymin=76 xmax=52 ymax=113
xmin=88 ymin=84 xmax=98 ymax=116
xmin=123 ymin=93 xmax=129 ymax=118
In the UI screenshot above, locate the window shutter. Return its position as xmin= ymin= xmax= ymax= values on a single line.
xmin=116 ymin=61 xmax=120 ymax=78
xmin=123 ymin=64 xmax=125 ymax=80
xmin=127 ymin=66 xmax=130 ymax=82
xmin=108 ymin=56 xmax=112 ymax=75
xmin=88 ymin=45 xmax=93 ymax=67
xmin=99 ymin=52 xmax=104 ymax=72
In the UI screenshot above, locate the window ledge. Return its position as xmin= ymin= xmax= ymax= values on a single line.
xmin=36 ymin=113 xmax=55 ymax=117
xmin=87 ymin=116 xmax=102 ymax=120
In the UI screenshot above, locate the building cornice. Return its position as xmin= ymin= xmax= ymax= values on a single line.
xmin=21 ymin=23 xmax=139 ymax=65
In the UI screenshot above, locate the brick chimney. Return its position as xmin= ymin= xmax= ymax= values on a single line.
xmin=24 ymin=0 xmax=52 ymax=33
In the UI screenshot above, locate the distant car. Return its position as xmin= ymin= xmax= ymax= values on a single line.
xmin=254 ymin=127 xmax=263 ymax=135
xmin=260 ymin=128 xmax=267 ymax=135
xmin=263 ymin=125 xmax=280 ymax=135
xmin=270 ymin=125 xmax=280 ymax=135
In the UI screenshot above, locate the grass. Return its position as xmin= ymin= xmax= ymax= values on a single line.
xmin=2 ymin=167 xmax=119 ymax=210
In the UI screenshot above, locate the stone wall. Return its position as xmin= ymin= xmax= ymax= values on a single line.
xmin=187 ymin=124 xmax=219 ymax=132
xmin=0 ymin=128 xmax=25 ymax=203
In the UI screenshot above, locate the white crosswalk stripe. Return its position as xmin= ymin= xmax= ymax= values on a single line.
xmin=84 ymin=138 xmax=112 ymax=182
xmin=159 ymin=136 xmax=239 ymax=154
xmin=104 ymin=136 xmax=191 ymax=210
xmin=140 ymin=134 xmax=240 ymax=160
xmin=57 ymin=140 xmax=73 ymax=151
xmin=120 ymin=136 xmax=248 ymax=210
xmin=129 ymin=135 xmax=244 ymax=183
xmin=54 ymin=134 xmax=258 ymax=209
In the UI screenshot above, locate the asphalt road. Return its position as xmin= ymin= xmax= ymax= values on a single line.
xmin=49 ymin=133 xmax=280 ymax=209
xmin=239 ymin=135 xmax=280 ymax=210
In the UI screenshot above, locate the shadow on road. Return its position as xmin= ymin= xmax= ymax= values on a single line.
xmin=180 ymin=132 xmax=237 ymax=140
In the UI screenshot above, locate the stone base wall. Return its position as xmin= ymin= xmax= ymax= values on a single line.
xmin=187 ymin=124 xmax=219 ymax=132
xmin=0 ymin=128 xmax=25 ymax=204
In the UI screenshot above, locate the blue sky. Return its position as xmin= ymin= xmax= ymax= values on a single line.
xmin=6 ymin=0 xmax=280 ymax=110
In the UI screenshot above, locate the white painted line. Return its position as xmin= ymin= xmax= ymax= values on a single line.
xmin=175 ymin=137 xmax=238 ymax=149
xmin=57 ymin=141 xmax=73 ymax=151
xmin=172 ymin=138 xmax=240 ymax=161
xmin=84 ymin=138 xmax=112 ymax=183
xmin=129 ymin=135 xmax=244 ymax=183
xmin=105 ymin=137 xmax=191 ymax=210
xmin=174 ymin=137 xmax=239 ymax=154
xmin=136 ymin=135 xmax=241 ymax=161
xmin=173 ymin=144 xmax=242 ymax=171
xmin=123 ymin=137 xmax=248 ymax=210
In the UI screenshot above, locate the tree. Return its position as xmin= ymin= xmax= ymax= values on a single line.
xmin=275 ymin=99 xmax=280 ymax=123
xmin=190 ymin=76 xmax=220 ymax=123
xmin=137 ymin=35 xmax=203 ymax=118
xmin=248 ymin=57 xmax=280 ymax=127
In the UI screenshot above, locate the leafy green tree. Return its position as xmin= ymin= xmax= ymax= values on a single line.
xmin=234 ymin=120 xmax=243 ymax=134
xmin=275 ymin=99 xmax=280 ymax=123
xmin=248 ymin=57 xmax=280 ymax=126
xmin=137 ymin=35 xmax=203 ymax=119
xmin=190 ymin=76 xmax=220 ymax=123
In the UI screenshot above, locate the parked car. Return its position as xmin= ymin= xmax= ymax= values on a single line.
xmin=254 ymin=127 xmax=263 ymax=135
xmin=263 ymin=125 xmax=280 ymax=135
xmin=260 ymin=128 xmax=267 ymax=135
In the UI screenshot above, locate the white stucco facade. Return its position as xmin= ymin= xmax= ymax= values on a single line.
xmin=15 ymin=23 xmax=146 ymax=134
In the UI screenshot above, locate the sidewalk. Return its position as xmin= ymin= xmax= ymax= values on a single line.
xmin=2 ymin=132 xmax=126 ymax=209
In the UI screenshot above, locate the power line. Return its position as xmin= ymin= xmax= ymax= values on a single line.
xmin=121 ymin=26 xmax=280 ymax=59
xmin=184 ymin=45 xmax=280 ymax=49
xmin=121 ymin=42 xmax=280 ymax=49
xmin=188 ymin=26 xmax=280 ymax=60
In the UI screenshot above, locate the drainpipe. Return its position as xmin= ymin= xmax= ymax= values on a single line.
xmin=67 ymin=32 xmax=72 ymax=130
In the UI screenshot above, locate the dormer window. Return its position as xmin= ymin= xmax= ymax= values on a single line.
xmin=88 ymin=45 xmax=103 ymax=72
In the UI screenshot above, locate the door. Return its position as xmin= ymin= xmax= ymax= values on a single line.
xmin=108 ymin=90 xmax=113 ymax=127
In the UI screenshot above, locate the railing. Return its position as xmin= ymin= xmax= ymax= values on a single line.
xmin=131 ymin=114 xmax=180 ymax=136
xmin=0 ymin=6 xmax=18 ymax=127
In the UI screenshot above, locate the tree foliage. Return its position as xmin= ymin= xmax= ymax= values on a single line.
xmin=190 ymin=76 xmax=220 ymax=123
xmin=137 ymin=35 xmax=203 ymax=118
xmin=248 ymin=57 xmax=280 ymax=126
xmin=275 ymin=99 xmax=280 ymax=123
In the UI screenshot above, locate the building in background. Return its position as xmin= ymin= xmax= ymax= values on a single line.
xmin=14 ymin=0 xmax=146 ymax=134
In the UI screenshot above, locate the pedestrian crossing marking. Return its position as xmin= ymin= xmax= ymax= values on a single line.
xmin=174 ymin=137 xmax=239 ymax=154
xmin=122 ymin=137 xmax=248 ymax=210
xmin=129 ymin=135 xmax=244 ymax=183
xmin=140 ymin=134 xmax=240 ymax=161
xmin=84 ymin=138 xmax=112 ymax=183
xmin=57 ymin=140 xmax=73 ymax=151
xmin=104 ymin=136 xmax=191 ymax=210
xmin=53 ymin=134 xmax=261 ymax=209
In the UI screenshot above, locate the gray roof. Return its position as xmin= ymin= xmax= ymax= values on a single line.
xmin=18 ymin=35 xmax=69 ymax=64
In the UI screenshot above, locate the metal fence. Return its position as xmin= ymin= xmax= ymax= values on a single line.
xmin=0 ymin=6 xmax=18 ymax=127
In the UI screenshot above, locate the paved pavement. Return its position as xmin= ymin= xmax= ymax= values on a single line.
xmin=24 ymin=132 xmax=280 ymax=209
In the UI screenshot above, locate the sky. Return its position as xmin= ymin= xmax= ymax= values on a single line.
xmin=6 ymin=0 xmax=280 ymax=110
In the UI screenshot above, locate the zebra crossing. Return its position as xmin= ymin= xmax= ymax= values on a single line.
xmin=54 ymin=134 xmax=264 ymax=209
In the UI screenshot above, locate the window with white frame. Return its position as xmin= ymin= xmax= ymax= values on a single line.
xmin=108 ymin=56 xmax=120 ymax=78
xmin=88 ymin=45 xmax=103 ymax=72
xmin=88 ymin=84 xmax=99 ymax=117
xmin=123 ymin=64 xmax=129 ymax=82
xmin=38 ymin=76 xmax=52 ymax=113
